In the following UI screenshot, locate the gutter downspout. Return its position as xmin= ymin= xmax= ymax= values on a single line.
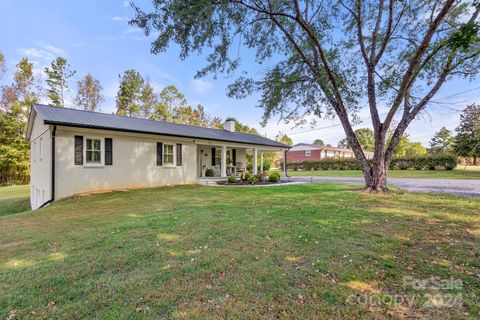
xmin=38 ymin=125 xmax=56 ymax=209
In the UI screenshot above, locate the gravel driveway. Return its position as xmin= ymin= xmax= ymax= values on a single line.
xmin=287 ymin=176 xmax=480 ymax=197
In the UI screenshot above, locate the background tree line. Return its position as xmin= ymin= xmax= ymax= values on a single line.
xmin=320 ymin=106 xmax=480 ymax=164
xmin=0 ymin=50 xmax=290 ymax=185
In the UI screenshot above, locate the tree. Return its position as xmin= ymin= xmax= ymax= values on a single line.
xmin=338 ymin=128 xmax=374 ymax=150
xmin=454 ymin=104 xmax=480 ymax=165
xmin=139 ymin=79 xmax=157 ymax=119
xmin=116 ymin=69 xmax=144 ymax=117
xmin=277 ymin=132 xmax=293 ymax=146
xmin=44 ymin=57 xmax=76 ymax=107
xmin=132 ymin=1 xmax=480 ymax=191
xmin=1 ymin=58 xmax=42 ymax=117
xmin=0 ymin=50 xmax=6 ymax=78
xmin=313 ymin=139 xmax=324 ymax=146
xmin=355 ymin=128 xmax=375 ymax=152
xmin=338 ymin=138 xmax=349 ymax=149
xmin=75 ymin=74 xmax=104 ymax=112
xmin=172 ymin=104 xmax=211 ymax=126
xmin=429 ymin=127 xmax=454 ymax=154
xmin=152 ymin=85 xmax=184 ymax=121
xmin=209 ymin=116 xmax=223 ymax=129
xmin=0 ymin=58 xmax=41 ymax=185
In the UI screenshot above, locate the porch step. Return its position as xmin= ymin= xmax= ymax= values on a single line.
xmin=197 ymin=177 xmax=225 ymax=186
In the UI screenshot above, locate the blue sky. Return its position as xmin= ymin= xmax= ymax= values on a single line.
xmin=1 ymin=0 xmax=478 ymax=146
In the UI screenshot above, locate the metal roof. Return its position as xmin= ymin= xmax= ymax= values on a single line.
xmin=33 ymin=104 xmax=289 ymax=148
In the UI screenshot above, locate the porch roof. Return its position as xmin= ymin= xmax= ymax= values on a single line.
xmin=31 ymin=104 xmax=290 ymax=148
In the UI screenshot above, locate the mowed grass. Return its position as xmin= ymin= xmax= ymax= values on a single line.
xmin=0 ymin=184 xmax=479 ymax=319
xmin=288 ymin=166 xmax=480 ymax=179
xmin=0 ymin=185 xmax=30 ymax=217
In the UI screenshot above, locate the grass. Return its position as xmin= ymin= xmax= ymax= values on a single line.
xmin=0 ymin=183 xmax=479 ymax=319
xmin=0 ymin=185 xmax=30 ymax=217
xmin=288 ymin=166 xmax=480 ymax=179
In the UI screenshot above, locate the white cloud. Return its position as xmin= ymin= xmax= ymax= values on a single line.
xmin=189 ymin=79 xmax=213 ymax=93
xmin=19 ymin=43 xmax=67 ymax=61
xmin=41 ymin=43 xmax=66 ymax=56
xmin=18 ymin=48 xmax=54 ymax=61
xmin=109 ymin=16 xmax=128 ymax=22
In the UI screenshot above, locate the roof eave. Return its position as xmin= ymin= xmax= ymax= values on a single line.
xmin=44 ymin=120 xmax=290 ymax=149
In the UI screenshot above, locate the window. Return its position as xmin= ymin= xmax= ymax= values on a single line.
xmin=163 ymin=143 xmax=174 ymax=165
xmin=86 ymin=138 xmax=102 ymax=164
xmin=305 ymin=150 xmax=311 ymax=157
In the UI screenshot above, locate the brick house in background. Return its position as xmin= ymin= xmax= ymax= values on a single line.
xmin=274 ymin=143 xmax=373 ymax=167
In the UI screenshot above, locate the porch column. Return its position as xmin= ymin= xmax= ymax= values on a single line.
xmin=221 ymin=145 xmax=227 ymax=177
xmin=253 ymin=148 xmax=258 ymax=175
xmin=260 ymin=152 xmax=263 ymax=173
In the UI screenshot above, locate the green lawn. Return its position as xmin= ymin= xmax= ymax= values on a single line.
xmin=0 ymin=184 xmax=30 ymax=217
xmin=0 ymin=184 xmax=479 ymax=319
xmin=288 ymin=166 xmax=480 ymax=179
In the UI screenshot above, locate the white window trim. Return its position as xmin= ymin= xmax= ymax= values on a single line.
xmin=305 ymin=150 xmax=311 ymax=157
xmin=84 ymin=137 xmax=104 ymax=167
xmin=33 ymin=141 xmax=36 ymax=162
xmin=163 ymin=143 xmax=176 ymax=167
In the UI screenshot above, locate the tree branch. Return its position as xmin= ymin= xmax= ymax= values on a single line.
xmin=382 ymin=0 xmax=455 ymax=133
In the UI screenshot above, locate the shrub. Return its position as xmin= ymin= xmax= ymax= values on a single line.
xmin=242 ymin=172 xmax=251 ymax=181
xmin=205 ymin=168 xmax=215 ymax=177
xmin=247 ymin=176 xmax=258 ymax=184
xmin=269 ymin=172 xmax=281 ymax=182
xmin=390 ymin=153 xmax=457 ymax=171
xmin=227 ymin=175 xmax=237 ymax=183
xmin=286 ymin=153 xmax=458 ymax=171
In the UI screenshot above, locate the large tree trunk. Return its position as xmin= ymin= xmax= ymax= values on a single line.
xmin=363 ymin=159 xmax=388 ymax=192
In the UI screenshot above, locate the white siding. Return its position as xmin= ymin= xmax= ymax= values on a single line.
xmin=30 ymin=114 xmax=49 ymax=141
xmin=54 ymin=128 xmax=198 ymax=200
xmin=29 ymin=115 xmax=52 ymax=210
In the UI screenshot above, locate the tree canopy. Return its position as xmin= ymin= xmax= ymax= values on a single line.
xmin=44 ymin=57 xmax=76 ymax=107
xmin=75 ymin=74 xmax=104 ymax=112
xmin=131 ymin=0 xmax=480 ymax=191
xmin=454 ymin=103 xmax=480 ymax=164
xmin=429 ymin=126 xmax=454 ymax=154
xmin=313 ymin=139 xmax=324 ymax=146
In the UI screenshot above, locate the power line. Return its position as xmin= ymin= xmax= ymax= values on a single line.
xmin=269 ymin=86 xmax=479 ymax=138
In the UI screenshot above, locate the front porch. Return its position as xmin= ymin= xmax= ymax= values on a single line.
xmin=196 ymin=143 xmax=288 ymax=179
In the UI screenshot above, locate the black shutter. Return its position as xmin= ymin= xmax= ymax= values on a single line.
xmin=211 ymin=147 xmax=216 ymax=166
xmin=105 ymin=138 xmax=113 ymax=165
xmin=74 ymin=135 xmax=83 ymax=165
xmin=157 ymin=142 xmax=163 ymax=166
xmin=232 ymin=149 xmax=236 ymax=164
xmin=176 ymin=143 xmax=182 ymax=166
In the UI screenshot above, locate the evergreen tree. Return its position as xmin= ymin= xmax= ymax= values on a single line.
xmin=75 ymin=73 xmax=104 ymax=111
xmin=429 ymin=127 xmax=454 ymax=154
xmin=116 ymin=69 xmax=144 ymax=117
xmin=454 ymin=104 xmax=480 ymax=165
xmin=44 ymin=57 xmax=76 ymax=107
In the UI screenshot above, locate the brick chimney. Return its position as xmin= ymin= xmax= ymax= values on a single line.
xmin=224 ymin=117 xmax=235 ymax=132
